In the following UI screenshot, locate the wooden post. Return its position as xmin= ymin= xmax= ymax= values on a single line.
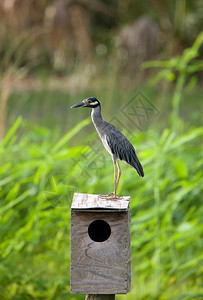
xmin=70 ymin=193 xmax=131 ymax=297
xmin=85 ymin=295 xmax=115 ymax=300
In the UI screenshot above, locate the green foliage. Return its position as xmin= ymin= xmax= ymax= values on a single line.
xmin=1 ymin=29 xmax=203 ymax=300
xmin=143 ymin=32 xmax=203 ymax=133
xmin=0 ymin=115 xmax=202 ymax=299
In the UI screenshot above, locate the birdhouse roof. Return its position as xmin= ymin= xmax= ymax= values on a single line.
xmin=71 ymin=193 xmax=130 ymax=212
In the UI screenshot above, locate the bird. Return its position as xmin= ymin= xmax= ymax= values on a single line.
xmin=71 ymin=97 xmax=144 ymax=198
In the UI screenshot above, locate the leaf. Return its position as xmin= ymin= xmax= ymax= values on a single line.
xmin=1 ymin=117 xmax=22 ymax=147
xmin=0 ymin=190 xmax=30 ymax=214
xmin=173 ymin=159 xmax=188 ymax=179
xmin=52 ymin=119 xmax=90 ymax=152
xmin=170 ymin=127 xmax=203 ymax=150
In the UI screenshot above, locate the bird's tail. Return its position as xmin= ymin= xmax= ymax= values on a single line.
xmin=133 ymin=159 xmax=144 ymax=177
xmin=131 ymin=152 xmax=144 ymax=177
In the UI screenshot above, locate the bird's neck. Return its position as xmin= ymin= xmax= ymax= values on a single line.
xmin=91 ymin=105 xmax=104 ymax=128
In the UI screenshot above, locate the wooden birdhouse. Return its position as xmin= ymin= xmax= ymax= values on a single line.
xmin=70 ymin=193 xmax=131 ymax=295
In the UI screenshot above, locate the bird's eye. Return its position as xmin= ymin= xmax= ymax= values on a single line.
xmin=87 ymin=100 xmax=92 ymax=104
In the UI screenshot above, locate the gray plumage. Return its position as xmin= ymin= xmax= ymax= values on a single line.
xmin=91 ymin=104 xmax=144 ymax=178
xmin=71 ymin=97 xmax=144 ymax=196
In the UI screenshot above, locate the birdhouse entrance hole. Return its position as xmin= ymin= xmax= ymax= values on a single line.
xmin=88 ymin=219 xmax=111 ymax=242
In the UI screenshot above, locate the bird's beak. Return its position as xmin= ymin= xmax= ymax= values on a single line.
xmin=71 ymin=101 xmax=85 ymax=108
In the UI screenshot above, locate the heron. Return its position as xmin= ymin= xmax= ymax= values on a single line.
xmin=71 ymin=97 xmax=144 ymax=197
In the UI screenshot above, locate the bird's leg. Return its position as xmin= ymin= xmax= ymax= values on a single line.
xmin=116 ymin=160 xmax=122 ymax=189
xmin=113 ymin=161 xmax=117 ymax=197
xmin=113 ymin=160 xmax=122 ymax=197
xmin=99 ymin=160 xmax=120 ymax=199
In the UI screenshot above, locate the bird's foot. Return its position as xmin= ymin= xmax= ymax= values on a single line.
xmin=99 ymin=193 xmax=122 ymax=200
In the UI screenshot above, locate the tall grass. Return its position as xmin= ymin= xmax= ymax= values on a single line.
xmin=0 ymin=34 xmax=203 ymax=300
xmin=0 ymin=114 xmax=202 ymax=299
xmin=143 ymin=32 xmax=203 ymax=134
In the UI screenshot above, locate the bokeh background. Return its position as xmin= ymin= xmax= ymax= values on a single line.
xmin=0 ymin=1 xmax=203 ymax=299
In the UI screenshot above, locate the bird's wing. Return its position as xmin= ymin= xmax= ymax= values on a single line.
xmin=106 ymin=127 xmax=144 ymax=177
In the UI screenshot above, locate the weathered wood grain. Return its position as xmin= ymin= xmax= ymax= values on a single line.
xmin=70 ymin=193 xmax=131 ymax=295
xmin=71 ymin=193 xmax=130 ymax=211
xmin=85 ymin=294 xmax=115 ymax=300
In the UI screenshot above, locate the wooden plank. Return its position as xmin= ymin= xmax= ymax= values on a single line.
xmin=85 ymin=295 xmax=115 ymax=300
xmin=71 ymin=211 xmax=131 ymax=294
xmin=126 ymin=209 xmax=132 ymax=292
xmin=71 ymin=193 xmax=130 ymax=211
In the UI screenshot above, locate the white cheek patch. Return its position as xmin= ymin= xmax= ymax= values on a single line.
xmin=90 ymin=102 xmax=98 ymax=106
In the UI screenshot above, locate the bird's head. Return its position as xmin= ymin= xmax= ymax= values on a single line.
xmin=71 ymin=97 xmax=100 ymax=109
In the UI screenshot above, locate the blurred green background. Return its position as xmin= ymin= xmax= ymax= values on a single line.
xmin=0 ymin=1 xmax=203 ymax=299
